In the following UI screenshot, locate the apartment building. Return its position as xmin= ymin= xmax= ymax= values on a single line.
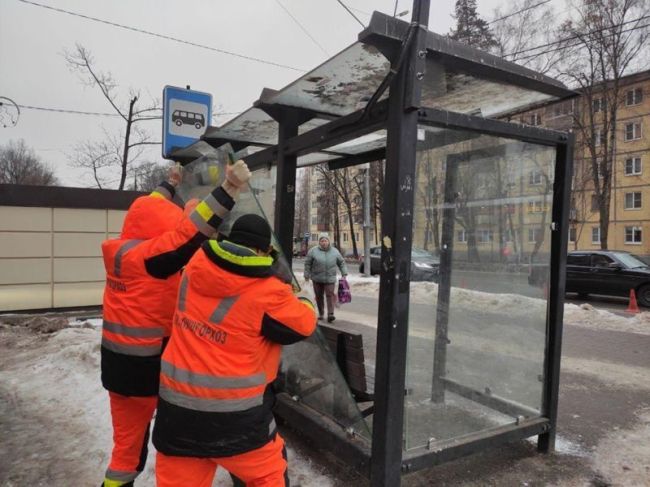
xmin=510 ymin=69 xmax=650 ymax=258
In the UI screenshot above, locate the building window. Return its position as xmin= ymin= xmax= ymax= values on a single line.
xmin=528 ymin=228 xmax=543 ymax=243
xmin=625 ymin=226 xmax=642 ymax=244
xmin=552 ymin=100 xmax=573 ymax=117
xmin=315 ymin=178 xmax=327 ymax=190
xmin=591 ymin=226 xmax=601 ymax=244
xmin=311 ymin=233 xmax=318 ymax=242
xmin=594 ymin=128 xmax=605 ymax=146
xmin=592 ymin=98 xmax=606 ymax=113
xmin=624 ymin=157 xmax=642 ymax=176
xmin=477 ymin=230 xmax=493 ymax=244
xmin=457 ymin=229 xmax=467 ymax=242
xmin=529 ymin=171 xmax=543 ymax=185
xmin=591 ymin=194 xmax=599 ymax=212
xmin=625 ymin=122 xmax=642 ymax=141
xmin=530 ymin=113 xmax=542 ymax=126
xmin=311 ymin=216 xmax=318 ymax=225
xmin=626 ymin=87 xmax=643 ymax=106
xmin=528 ymin=200 xmax=545 ymax=213
xmin=624 ymin=192 xmax=642 ymax=209
xmin=568 ymin=227 xmax=577 ymax=243
xmin=343 ymin=232 xmax=348 ymax=242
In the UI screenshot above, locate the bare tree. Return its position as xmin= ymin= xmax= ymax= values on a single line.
xmin=0 ymin=139 xmax=58 ymax=185
xmin=559 ymin=0 xmax=650 ymax=249
xmin=127 ymin=161 xmax=169 ymax=192
xmin=316 ymin=165 xmax=361 ymax=258
xmin=491 ymin=0 xmax=564 ymax=75
xmin=64 ymin=43 xmax=161 ymax=190
xmin=293 ymin=168 xmax=311 ymax=241
xmin=417 ymin=151 xmax=442 ymax=252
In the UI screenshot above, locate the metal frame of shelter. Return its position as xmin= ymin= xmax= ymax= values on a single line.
xmin=173 ymin=2 xmax=575 ymax=485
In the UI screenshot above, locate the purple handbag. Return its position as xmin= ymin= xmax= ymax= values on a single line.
xmin=337 ymin=278 xmax=351 ymax=304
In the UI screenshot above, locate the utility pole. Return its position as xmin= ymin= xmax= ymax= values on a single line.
xmin=362 ymin=163 xmax=372 ymax=277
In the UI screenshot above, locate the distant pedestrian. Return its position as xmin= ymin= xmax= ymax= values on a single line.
xmin=304 ymin=234 xmax=348 ymax=322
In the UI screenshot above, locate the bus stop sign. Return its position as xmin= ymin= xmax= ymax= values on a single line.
xmin=162 ymin=85 xmax=212 ymax=159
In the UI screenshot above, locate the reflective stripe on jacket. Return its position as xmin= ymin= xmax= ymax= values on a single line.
xmin=100 ymin=184 xmax=234 ymax=396
xmin=153 ymin=239 xmax=317 ymax=457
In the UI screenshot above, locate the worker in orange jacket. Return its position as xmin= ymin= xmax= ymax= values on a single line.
xmin=100 ymin=160 xmax=251 ymax=487
xmin=152 ymin=214 xmax=317 ymax=487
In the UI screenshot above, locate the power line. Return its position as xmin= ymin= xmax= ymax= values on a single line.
xmin=488 ymin=0 xmax=552 ymax=25
xmin=506 ymin=13 xmax=650 ymax=58
xmin=515 ymin=22 xmax=650 ymax=62
xmin=334 ymin=0 xmax=366 ymax=28
xmin=18 ymin=104 xmax=120 ymax=117
xmin=17 ymin=104 xmax=242 ymax=118
xmin=16 ymin=0 xmax=307 ymax=72
xmin=274 ymin=0 xmax=329 ymax=56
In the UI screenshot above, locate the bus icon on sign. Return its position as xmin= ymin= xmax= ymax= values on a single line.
xmin=172 ymin=110 xmax=205 ymax=130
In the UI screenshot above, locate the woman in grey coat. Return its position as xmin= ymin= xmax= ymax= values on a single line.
xmin=304 ymin=233 xmax=348 ymax=322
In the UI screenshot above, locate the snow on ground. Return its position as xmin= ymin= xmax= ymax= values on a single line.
xmin=314 ymin=276 xmax=650 ymax=336
xmin=0 ymin=322 xmax=336 ymax=486
xmin=593 ymin=408 xmax=650 ymax=486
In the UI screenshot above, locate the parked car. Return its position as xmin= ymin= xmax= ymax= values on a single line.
xmin=529 ymin=250 xmax=650 ymax=307
xmin=359 ymin=246 xmax=440 ymax=282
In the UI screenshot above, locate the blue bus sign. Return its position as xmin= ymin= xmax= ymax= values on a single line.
xmin=162 ymin=85 xmax=212 ymax=159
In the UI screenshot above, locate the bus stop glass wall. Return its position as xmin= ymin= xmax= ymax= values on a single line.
xmin=403 ymin=125 xmax=556 ymax=450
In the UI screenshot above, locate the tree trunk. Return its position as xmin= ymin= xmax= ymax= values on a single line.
xmin=346 ymin=202 xmax=358 ymax=259
xmin=119 ymin=96 xmax=137 ymax=190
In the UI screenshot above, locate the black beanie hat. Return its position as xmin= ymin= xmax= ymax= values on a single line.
xmin=227 ymin=214 xmax=272 ymax=251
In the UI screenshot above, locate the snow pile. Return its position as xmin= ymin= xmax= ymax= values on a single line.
xmin=314 ymin=277 xmax=650 ymax=335
xmin=0 ymin=324 xmax=338 ymax=486
xmin=564 ymin=303 xmax=650 ymax=335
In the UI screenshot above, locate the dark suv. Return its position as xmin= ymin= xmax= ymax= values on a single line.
xmin=564 ymin=251 xmax=650 ymax=306
xmin=359 ymin=247 xmax=440 ymax=282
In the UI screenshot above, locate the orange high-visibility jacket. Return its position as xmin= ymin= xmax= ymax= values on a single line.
xmin=153 ymin=239 xmax=317 ymax=457
xmin=101 ymin=182 xmax=235 ymax=397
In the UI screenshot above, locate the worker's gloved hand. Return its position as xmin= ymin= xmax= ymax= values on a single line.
xmin=222 ymin=160 xmax=251 ymax=197
xmin=167 ymin=164 xmax=183 ymax=187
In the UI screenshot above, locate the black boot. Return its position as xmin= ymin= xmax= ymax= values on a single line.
xmin=327 ymin=314 xmax=335 ymax=322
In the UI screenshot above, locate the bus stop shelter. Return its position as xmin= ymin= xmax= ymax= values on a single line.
xmin=172 ymin=3 xmax=575 ymax=485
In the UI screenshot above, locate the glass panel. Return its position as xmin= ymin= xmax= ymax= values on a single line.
xmin=276 ymin=330 xmax=372 ymax=442
xmin=404 ymin=124 xmax=555 ymax=450
xmin=421 ymin=59 xmax=558 ymax=118
xmin=176 ymin=146 xmax=371 ymax=442
xmin=176 ymin=144 xmax=296 ymax=289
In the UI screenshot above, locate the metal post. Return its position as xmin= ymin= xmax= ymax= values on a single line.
xmin=538 ymin=136 xmax=573 ymax=452
xmin=431 ymin=156 xmax=459 ymax=402
xmin=370 ymin=1 xmax=430 ymax=485
xmin=363 ymin=164 xmax=372 ymax=277
xmin=274 ymin=114 xmax=300 ymax=267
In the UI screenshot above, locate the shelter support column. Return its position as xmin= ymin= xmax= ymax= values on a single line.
xmin=370 ymin=0 xmax=430 ymax=485
xmin=273 ymin=114 xmax=300 ymax=267
xmin=538 ymin=135 xmax=573 ymax=452
xmin=431 ymin=157 xmax=459 ymax=402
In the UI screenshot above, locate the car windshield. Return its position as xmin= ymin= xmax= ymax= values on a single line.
xmin=615 ymin=253 xmax=649 ymax=268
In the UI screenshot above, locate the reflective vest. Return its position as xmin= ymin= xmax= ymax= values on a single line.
xmin=100 ymin=184 xmax=235 ymax=396
xmin=153 ymin=240 xmax=317 ymax=457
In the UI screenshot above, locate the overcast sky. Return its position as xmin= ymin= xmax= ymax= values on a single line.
xmin=1 ymin=0 xmax=555 ymax=187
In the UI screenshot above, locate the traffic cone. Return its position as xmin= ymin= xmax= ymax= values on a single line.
xmin=626 ymin=289 xmax=640 ymax=314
